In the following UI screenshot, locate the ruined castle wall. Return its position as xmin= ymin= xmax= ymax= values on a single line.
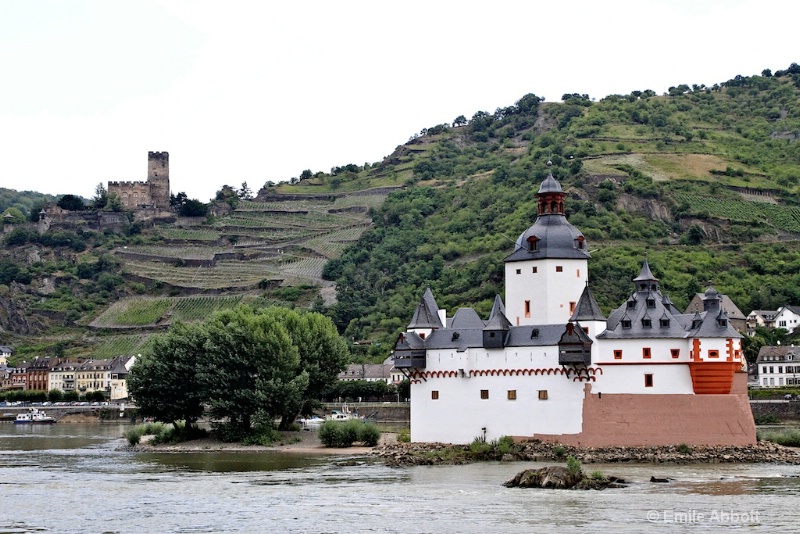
xmin=108 ymin=181 xmax=150 ymax=209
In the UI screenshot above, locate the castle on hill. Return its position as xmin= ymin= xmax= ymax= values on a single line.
xmin=392 ymin=166 xmax=755 ymax=447
xmin=107 ymin=151 xmax=170 ymax=210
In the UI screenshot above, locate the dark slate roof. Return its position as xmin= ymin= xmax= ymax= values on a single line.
xmin=756 ymin=345 xmax=800 ymax=363
xmin=750 ymin=309 xmax=778 ymax=319
xmin=448 ymin=308 xmax=486 ymax=329
xmin=634 ymin=257 xmax=658 ymax=282
xmin=394 ymin=332 xmax=426 ymax=351
xmin=408 ymin=288 xmax=443 ymax=329
xmin=484 ymin=309 xmax=511 ymax=331
xmin=0 ymin=345 xmax=13 ymax=354
xmin=506 ymin=214 xmax=591 ymax=262
xmin=570 ymin=285 xmax=606 ymax=322
xmin=423 ymin=322 xmax=568 ymax=350
xmin=600 ymin=286 xmax=693 ymax=340
xmin=538 ymin=172 xmax=563 ymax=194
xmin=488 ymin=295 xmax=506 ymax=320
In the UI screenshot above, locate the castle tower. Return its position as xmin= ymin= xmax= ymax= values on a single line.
xmin=503 ymin=164 xmax=590 ymax=326
xmin=147 ymin=151 xmax=170 ymax=209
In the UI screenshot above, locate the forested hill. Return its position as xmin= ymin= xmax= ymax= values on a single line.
xmin=322 ymin=64 xmax=800 ymax=356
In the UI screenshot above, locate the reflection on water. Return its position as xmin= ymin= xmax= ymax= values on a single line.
xmin=0 ymin=423 xmax=799 ymax=533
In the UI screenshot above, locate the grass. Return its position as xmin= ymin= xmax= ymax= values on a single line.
xmin=757 ymin=428 xmax=800 ymax=447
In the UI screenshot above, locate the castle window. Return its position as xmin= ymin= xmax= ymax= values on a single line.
xmin=556 ymin=266 xmax=563 ymax=272
xmin=627 ymin=300 xmax=636 ymax=309
xmin=576 ymin=235 xmax=585 ymax=249
xmin=531 ymin=329 xmax=539 ymax=339
xmin=431 ymin=391 xmax=439 ymax=400
xmin=670 ymin=349 xmax=680 ymax=359
xmin=451 ymin=332 xmax=459 ymax=341
xmin=525 ymin=300 xmax=531 ymax=318
xmin=646 ymin=298 xmax=655 ymax=308
xmin=527 ymin=236 xmax=539 ymax=252
xmin=660 ymin=318 xmax=670 ymax=328
xmin=507 ymin=390 xmax=517 ymax=401
xmin=644 ymin=374 xmax=654 ymax=387
xmin=641 ymin=318 xmax=652 ymax=328
xmin=569 ymin=302 xmax=576 ymax=314
xmin=419 ymin=333 xmax=425 ymax=339
xmin=532 ymin=266 xmax=538 ymax=273
xmin=621 ymin=319 xmax=631 ymax=329
xmin=538 ymin=390 xmax=548 ymax=400
xmin=516 ymin=269 xmax=521 ymax=275
xmin=480 ymin=389 xmax=489 ymax=400
xmin=709 ymin=350 xmax=719 ymax=358
xmin=643 ymin=347 xmax=651 ymax=359
xmin=614 ymin=350 xmax=622 ymax=360
xmin=717 ymin=318 xmax=728 ymax=327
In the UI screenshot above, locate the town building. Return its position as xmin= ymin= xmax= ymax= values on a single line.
xmin=756 ymin=345 xmax=800 ymax=387
xmin=685 ymin=292 xmax=746 ymax=332
xmin=338 ymin=358 xmax=400 ymax=384
xmin=746 ymin=310 xmax=778 ymax=335
xmin=0 ymin=345 xmax=12 ymax=366
xmin=393 ymin=167 xmax=755 ymax=447
xmin=773 ymin=305 xmax=800 ymax=334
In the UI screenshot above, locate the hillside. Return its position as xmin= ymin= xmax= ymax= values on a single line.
xmin=3 ymin=63 xmax=800 ymax=363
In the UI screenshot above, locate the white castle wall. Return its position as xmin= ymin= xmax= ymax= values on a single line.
xmin=504 ymin=258 xmax=587 ymax=326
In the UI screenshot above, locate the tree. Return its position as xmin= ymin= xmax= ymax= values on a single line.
xmin=238 ymin=182 xmax=253 ymax=200
xmin=106 ymin=193 xmax=123 ymax=212
xmin=170 ymin=191 xmax=188 ymax=208
xmin=2 ymin=207 xmax=26 ymax=224
xmin=127 ymin=322 xmax=207 ymax=429
xmin=263 ymin=308 xmax=349 ymax=429
xmin=197 ymin=307 xmax=308 ymax=438
xmin=57 ymin=194 xmax=84 ymax=211
xmin=178 ymin=199 xmax=208 ymax=217
xmin=452 ymin=115 xmax=467 ymax=127
xmin=300 ymin=169 xmax=313 ymax=180
xmin=92 ymin=183 xmax=108 ymax=209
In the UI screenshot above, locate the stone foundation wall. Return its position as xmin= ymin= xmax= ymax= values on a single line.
xmin=532 ymin=374 xmax=756 ymax=447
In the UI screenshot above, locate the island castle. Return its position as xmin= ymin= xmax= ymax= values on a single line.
xmin=393 ymin=166 xmax=756 ymax=447
xmin=108 ymin=151 xmax=170 ymax=210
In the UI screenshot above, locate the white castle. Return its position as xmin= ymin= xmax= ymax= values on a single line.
xmin=393 ymin=168 xmax=755 ymax=447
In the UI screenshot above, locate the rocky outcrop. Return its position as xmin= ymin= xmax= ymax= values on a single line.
xmin=373 ymin=440 xmax=800 ymax=467
xmin=503 ymin=466 xmax=627 ymax=490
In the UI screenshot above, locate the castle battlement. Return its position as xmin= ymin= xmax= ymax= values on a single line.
xmin=108 ymin=152 xmax=170 ymax=211
xmin=108 ymin=180 xmax=148 ymax=187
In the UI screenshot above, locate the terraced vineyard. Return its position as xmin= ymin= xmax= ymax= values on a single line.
xmin=673 ymin=193 xmax=800 ymax=232
xmin=87 ymin=334 xmax=156 ymax=357
xmin=90 ymin=295 xmax=274 ymax=329
xmin=115 ymin=189 xmax=390 ymax=291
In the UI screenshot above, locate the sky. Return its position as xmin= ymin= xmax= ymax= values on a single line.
xmin=1 ymin=0 xmax=798 ymax=202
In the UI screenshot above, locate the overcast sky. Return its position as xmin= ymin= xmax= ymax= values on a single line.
xmin=1 ymin=0 xmax=797 ymax=201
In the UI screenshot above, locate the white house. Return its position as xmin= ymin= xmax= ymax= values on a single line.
xmin=746 ymin=310 xmax=778 ymax=335
xmin=0 ymin=345 xmax=11 ymax=366
xmin=393 ymin=168 xmax=754 ymax=447
xmin=773 ymin=306 xmax=800 ymax=333
xmin=756 ymin=346 xmax=800 ymax=387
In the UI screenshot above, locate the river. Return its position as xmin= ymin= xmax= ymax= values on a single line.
xmin=1 ymin=423 xmax=799 ymax=533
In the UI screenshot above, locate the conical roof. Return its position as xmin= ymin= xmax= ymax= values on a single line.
xmin=570 ymin=284 xmax=606 ymax=322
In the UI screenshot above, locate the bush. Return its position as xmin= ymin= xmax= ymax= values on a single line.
xmin=676 ymin=443 xmax=693 ymax=454
xmin=397 ymin=429 xmax=411 ymax=443
xmin=318 ymin=420 xmax=381 ymax=448
xmin=242 ymin=426 xmax=281 ymax=446
xmin=553 ymin=445 xmax=566 ymax=458
xmin=757 ymin=428 xmax=800 ymax=447
xmin=566 ymin=455 xmax=582 ymax=476
xmin=496 ymin=435 xmax=516 ymax=455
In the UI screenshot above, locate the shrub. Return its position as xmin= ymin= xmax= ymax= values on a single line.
xmin=553 ymin=445 xmax=566 ymax=458
xmin=566 ymin=455 xmax=582 ymax=476
xmin=676 ymin=443 xmax=693 ymax=454
xmin=243 ymin=426 xmax=281 ymax=446
xmin=397 ymin=429 xmax=411 ymax=443
xmin=319 ymin=420 xmax=381 ymax=448
xmin=469 ymin=436 xmax=492 ymax=455
xmin=590 ymin=470 xmax=605 ymax=480
xmin=757 ymin=428 xmax=800 ymax=447
xmin=496 ymin=435 xmax=516 ymax=455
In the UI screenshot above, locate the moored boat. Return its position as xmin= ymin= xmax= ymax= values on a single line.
xmin=14 ymin=408 xmax=56 ymax=425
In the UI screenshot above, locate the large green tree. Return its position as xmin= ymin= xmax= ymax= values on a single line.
xmin=127 ymin=322 xmax=206 ymax=428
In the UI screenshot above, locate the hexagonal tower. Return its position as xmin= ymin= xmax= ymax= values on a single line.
xmin=147 ymin=151 xmax=170 ymax=209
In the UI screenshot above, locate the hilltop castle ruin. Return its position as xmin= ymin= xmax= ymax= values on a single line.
xmin=108 ymin=152 xmax=170 ymax=210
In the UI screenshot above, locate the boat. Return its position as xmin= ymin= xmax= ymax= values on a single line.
xmin=14 ymin=408 xmax=56 ymax=425
xmin=296 ymin=415 xmax=324 ymax=428
xmin=325 ymin=404 xmax=362 ymax=422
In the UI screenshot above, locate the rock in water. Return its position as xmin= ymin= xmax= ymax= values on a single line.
xmin=503 ymin=466 xmax=583 ymax=489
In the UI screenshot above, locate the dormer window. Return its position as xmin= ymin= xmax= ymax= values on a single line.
xmin=646 ymin=298 xmax=655 ymax=308
xmin=451 ymin=332 xmax=460 ymax=341
xmin=531 ymin=328 xmax=539 ymax=339
xmin=642 ymin=318 xmax=652 ymax=328
xmin=627 ymin=299 xmax=636 ymax=309
xmin=621 ymin=319 xmax=632 ymax=329
xmin=717 ymin=318 xmax=728 ymax=327
xmin=660 ymin=318 xmax=670 ymax=328
xmin=527 ymin=235 xmax=540 ymax=252
xmin=576 ymin=236 xmax=585 ymax=249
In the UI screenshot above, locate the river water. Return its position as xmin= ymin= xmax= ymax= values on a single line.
xmin=1 ymin=423 xmax=799 ymax=533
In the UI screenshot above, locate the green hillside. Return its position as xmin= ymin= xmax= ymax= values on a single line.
xmin=3 ymin=63 xmax=800 ymax=363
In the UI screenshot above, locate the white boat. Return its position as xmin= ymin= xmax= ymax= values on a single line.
xmin=325 ymin=404 xmax=362 ymax=422
xmin=297 ymin=415 xmax=324 ymax=428
xmin=14 ymin=408 xmax=56 ymax=425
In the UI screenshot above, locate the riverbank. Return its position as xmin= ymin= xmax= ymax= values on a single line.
xmin=372 ymin=440 xmax=800 ymax=466
xmin=127 ymin=429 xmax=396 ymax=456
